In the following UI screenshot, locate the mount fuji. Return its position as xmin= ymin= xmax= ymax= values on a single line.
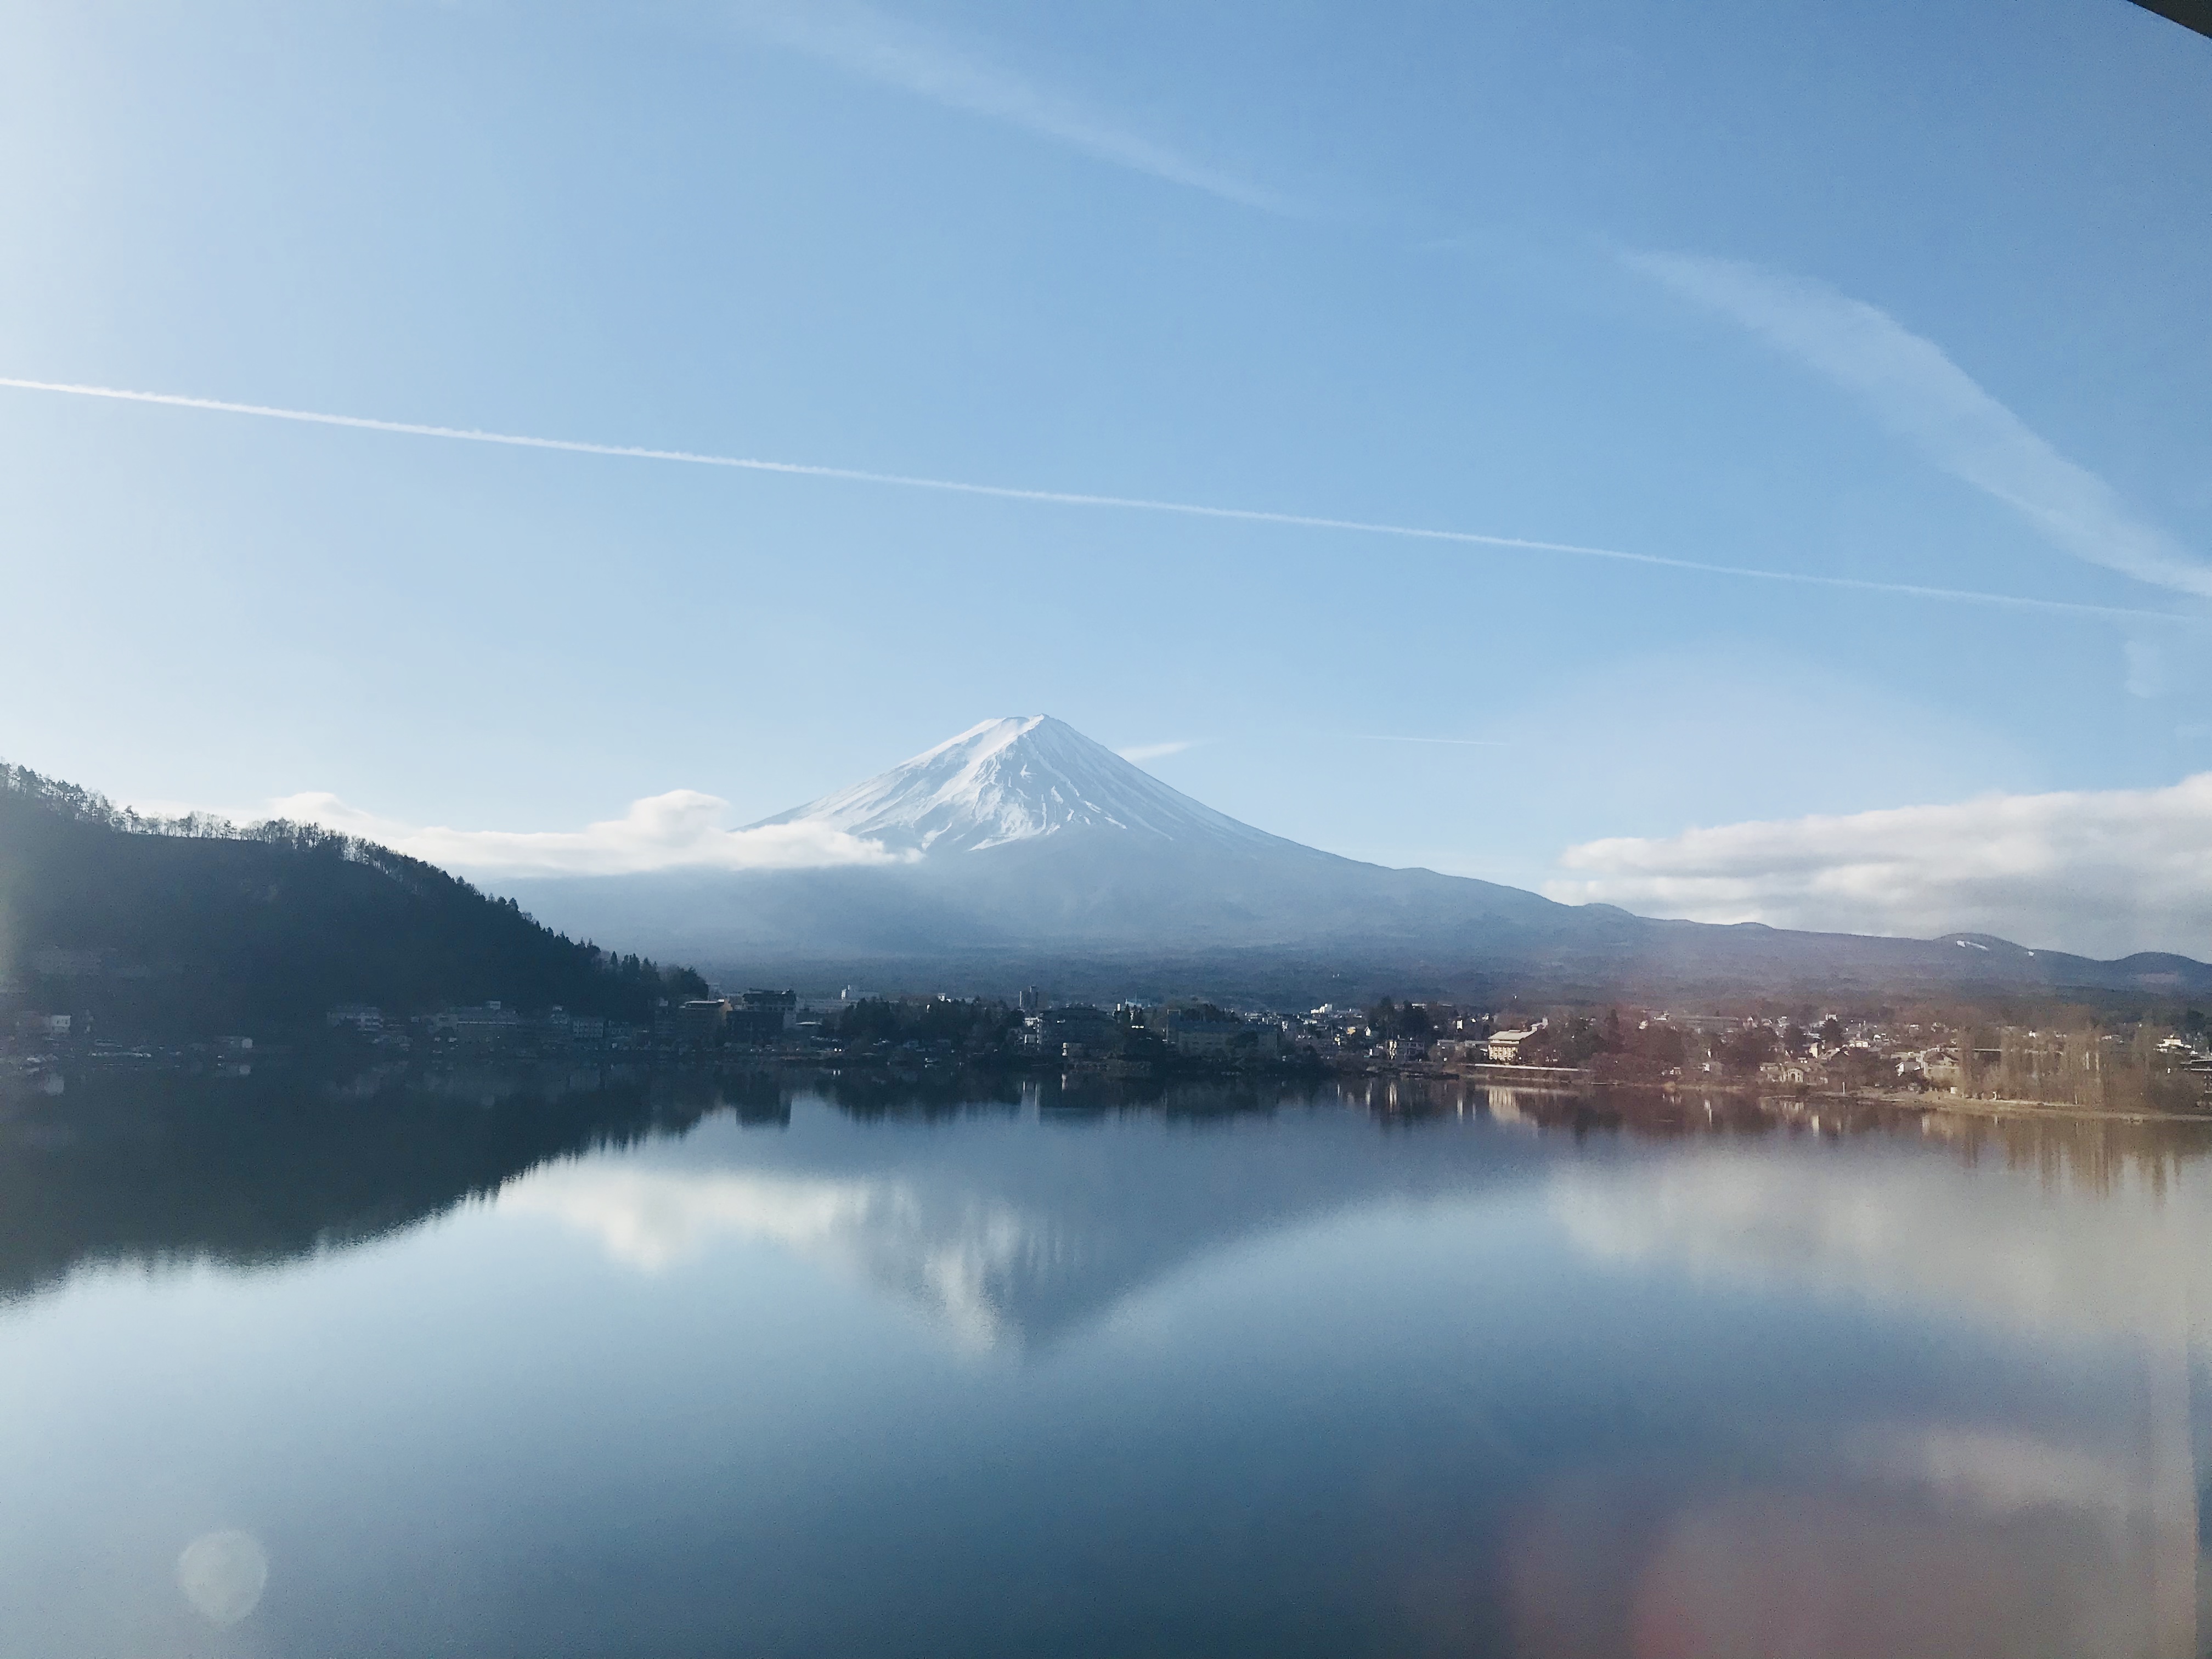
xmin=493 ymin=716 xmax=2211 ymax=998
xmin=748 ymin=716 xmax=1293 ymax=858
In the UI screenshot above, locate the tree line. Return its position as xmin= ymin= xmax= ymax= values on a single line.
xmin=2 ymin=760 xmax=706 ymax=1036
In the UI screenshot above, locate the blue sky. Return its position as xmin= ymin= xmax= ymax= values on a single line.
xmin=3 ymin=1 xmax=2209 ymax=950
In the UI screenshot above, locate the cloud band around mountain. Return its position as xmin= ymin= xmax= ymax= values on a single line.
xmin=264 ymin=789 xmax=914 ymax=877
xmin=1548 ymin=773 xmax=2212 ymax=960
xmin=1115 ymin=739 xmax=1197 ymax=763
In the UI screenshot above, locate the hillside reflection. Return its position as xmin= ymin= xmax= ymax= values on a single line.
xmin=0 ymin=1063 xmax=732 ymax=1306
xmin=7 ymin=1065 xmax=2211 ymax=1336
xmin=4 ymin=1064 xmax=2210 ymax=1657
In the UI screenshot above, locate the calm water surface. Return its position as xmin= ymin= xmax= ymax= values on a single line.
xmin=1 ymin=1071 xmax=2206 ymax=1657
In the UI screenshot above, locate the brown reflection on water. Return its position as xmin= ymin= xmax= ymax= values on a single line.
xmin=1347 ymin=1070 xmax=2212 ymax=1195
xmin=1343 ymin=1076 xmax=2212 ymax=1657
xmin=1418 ymin=1082 xmax=2209 ymax=1659
xmin=1505 ymin=1476 xmax=2150 ymax=1658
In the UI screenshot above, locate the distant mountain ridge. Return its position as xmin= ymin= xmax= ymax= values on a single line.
xmin=496 ymin=717 xmax=2212 ymax=1000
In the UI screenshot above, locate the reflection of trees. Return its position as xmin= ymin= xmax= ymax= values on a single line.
xmin=0 ymin=1066 xmax=1430 ymax=1323
xmin=1339 ymin=1076 xmax=2212 ymax=1199
xmin=812 ymin=1069 xmax=1333 ymax=1122
xmin=11 ymin=1061 xmax=2205 ymax=1338
xmin=0 ymin=1063 xmax=720 ymax=1305
xmin=814 ymin=1067 xmax=1025 ymax=1120
xmin=1922 ymin=1107 xmax=2212 ymax=1200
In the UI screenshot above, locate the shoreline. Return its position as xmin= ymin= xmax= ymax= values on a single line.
xmin=1376 ymin=1060 xmax=2212 ymax=1127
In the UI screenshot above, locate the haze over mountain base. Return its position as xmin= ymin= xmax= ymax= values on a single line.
xmin=493 ymin=718 xmax=2212 ymax=1000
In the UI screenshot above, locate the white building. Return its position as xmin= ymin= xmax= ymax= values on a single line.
xmin=1486 ymin=1023 xmax=1546 ymax=1064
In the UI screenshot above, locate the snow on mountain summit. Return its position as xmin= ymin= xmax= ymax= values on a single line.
xmin=749 ymin=716 xmax=1282 ymax=856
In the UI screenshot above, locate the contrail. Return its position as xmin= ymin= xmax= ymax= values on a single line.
xmin=1 ymin=375 xmax=2195 ymax=627
xmin=1357 ymin=735 xmax=1511 ymax=747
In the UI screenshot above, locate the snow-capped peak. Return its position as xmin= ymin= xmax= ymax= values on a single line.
xmin=749 ymin=716 xmax=1279 ymax=856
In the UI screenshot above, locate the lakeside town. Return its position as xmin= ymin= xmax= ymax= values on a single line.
xmin=11 ymin=980 xmax=2210 ymax=1118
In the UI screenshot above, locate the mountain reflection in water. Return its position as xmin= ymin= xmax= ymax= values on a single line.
xmin=0 ymin=1065 xmax=2204 ymax=1658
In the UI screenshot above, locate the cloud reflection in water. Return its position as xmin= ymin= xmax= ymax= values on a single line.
xmin=500 ymin=1163 xmax=1056 ymax=1350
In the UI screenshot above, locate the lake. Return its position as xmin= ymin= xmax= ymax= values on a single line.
xmin=1 ymin=1068 xmax=2205 ymax=1657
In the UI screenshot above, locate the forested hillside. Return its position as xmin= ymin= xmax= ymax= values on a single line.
xmin=0 ymin=763 xmax=704 ymax=1036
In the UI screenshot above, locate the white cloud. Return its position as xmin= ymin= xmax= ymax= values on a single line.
xmin=1116 ymin=739 xmax=1197 ymax=763
xmin=258 ymin=789 xmax=915 ymax=877
xmin=730 ymin=0 xmax=1296 ymax=213
xmin=1548 ymin=774 xmax=2212 ymax=958
xmin=1627 ymin=250 xmax=2212 ymax=602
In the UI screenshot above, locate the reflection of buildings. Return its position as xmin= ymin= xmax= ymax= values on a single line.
xmin=1481 ymin=1086 xmax=1547 ymax=1127
xmin=1549 ymin=1143 xmax=2208 ymax=1656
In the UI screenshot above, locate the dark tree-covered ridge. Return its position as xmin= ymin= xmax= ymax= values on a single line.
xmin=0 ymin=761 xmax=706 ymax=1036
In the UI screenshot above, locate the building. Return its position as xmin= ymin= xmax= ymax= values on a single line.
xmin=431 ymin=1002 xmax=521 ymax=1040
xmin=1025 ymin=1005 xmax=1116 ymax=1054
xmin=1667 ymin=1014 xmax=1748 ymax=1037
xmin=1384 ymin=1037 xmax=1427 ymax=1064
xmin=726 ymin=989 xmax=799 ymax=1045
xmin=676 ymin=999 xmax=729 ymax=1045
xmin=1486 ymin=1023 xmax=1546 ymax=1064
xmin=1171 ymin=1021 xmax=1240 ymax=1059
xmin=1170 ymin=1018 xmax=1279 ymax=1062
xmin=325 ymin=1003 xmax=383 ymax=1033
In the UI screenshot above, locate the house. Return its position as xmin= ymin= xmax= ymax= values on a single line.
xmin=1486 ymin=1023 xmax=1546 ymax=1064
xmin=1384 ymin=1037 xmax=1427 ymax=1064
